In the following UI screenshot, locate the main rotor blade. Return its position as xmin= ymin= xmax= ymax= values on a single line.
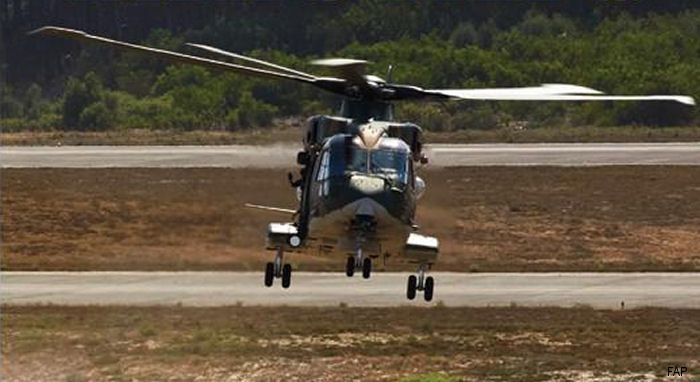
xmin=436 ymin=84 xmax=605 ymax=96
xmin=187 ymin=43 xmax=317 ymax=80
xmin=33 ymin=27 xmax=693 ymax=106
xmin=311 ymin=58 xmax=370 ymax=87
xmin=29 ymin=26 xmax=316 ymax=85
xmin=427 ymin=85 xmax=695 ymax=105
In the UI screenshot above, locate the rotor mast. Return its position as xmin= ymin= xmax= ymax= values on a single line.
xmin=339 ymin=99 xmax=395 ymax=122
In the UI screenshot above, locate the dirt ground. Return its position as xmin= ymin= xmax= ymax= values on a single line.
xmin=2 ymin=305 xmax=698 ymax=381
xmin=2 ymin=166 xmax=700 ymax=271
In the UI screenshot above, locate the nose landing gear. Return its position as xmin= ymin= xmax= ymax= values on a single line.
xmin=345 ymin=247 xmax=372 ymax=279
xmin=407 ymin=264 xmax=434 ymax=301
xmin=264 ymin=247 xmax=292 ymax=288
xmin=345 ymin=256 xmax=355 ymax=277
xmin=362 ymin=257 xmax=372 ymax=279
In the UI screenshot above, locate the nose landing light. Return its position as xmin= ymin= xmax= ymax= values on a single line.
xmin=288 ymin=235 xmax=302 ymax=248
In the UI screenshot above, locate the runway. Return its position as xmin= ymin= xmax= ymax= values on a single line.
xmin=2 ymin=142 xmax=700 ymax=167
xmin=3 ymin=272 xmax=699 ymax=308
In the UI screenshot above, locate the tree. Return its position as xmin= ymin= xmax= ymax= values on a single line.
xmin=62 ymin=77 xmax=91 ymax=128
xmin=230 ymin=91 xmax=279 ymax=129
xmin=23 ymin=83 xmax=42 ymax=120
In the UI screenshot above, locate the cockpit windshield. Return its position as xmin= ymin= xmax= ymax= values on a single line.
xmin=370 ymin=150 xmax=409 ymax=183
xmin=343 ymin=147 xmax=409 ymax=184
xmin=346 ymin=148 xmax=368 ymax=173
xmin=319 ymin=136 xmax=411 ymax=185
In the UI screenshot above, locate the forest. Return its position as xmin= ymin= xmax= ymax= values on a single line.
xmin=1 ymin=0 xmax=699 ymax=132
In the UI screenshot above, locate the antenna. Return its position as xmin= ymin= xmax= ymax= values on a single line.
xmin=386 ymin=64 xmax=394 ymax=82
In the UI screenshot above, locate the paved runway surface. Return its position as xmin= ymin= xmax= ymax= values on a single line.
xmin=3 ymin=272 xmax=698 ymax=308
xmin=2 ymin=143 xmax=700 ymax=167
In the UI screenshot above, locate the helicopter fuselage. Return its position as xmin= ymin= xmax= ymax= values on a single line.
xmin=272 ymin=113 xmax=438 ymax=268
xmin=304 ymin=132 xmax=417 ymax=261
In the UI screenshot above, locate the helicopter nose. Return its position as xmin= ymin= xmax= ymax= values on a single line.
xmin=354 ymin=198 xmax=375 ymax=218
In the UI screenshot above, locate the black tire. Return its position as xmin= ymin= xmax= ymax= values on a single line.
xmin=362 ymin=257 xmax=372 ymax=279
xmin=346 ymin=257 xmax=355 ymax=277
xmin=264 ymin=262 xmax=274 ymax=287
xmin=407 ymin=275 xmax=417 ymax=300
xmin=424 ymin=276 xmax=434 ymax=302
xmin=281 ymin=264 xmax=292 ymax=289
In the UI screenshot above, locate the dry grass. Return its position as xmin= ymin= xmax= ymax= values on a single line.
xmin=2 ymin=166 xmax=700 ymax=271
xmin=3 ymin=126 xmax=700 ymax=146
xmin=0 ymin=127 xmax=302 ymax=146
xmin=2 ymin=305 xmax=699 ymax=381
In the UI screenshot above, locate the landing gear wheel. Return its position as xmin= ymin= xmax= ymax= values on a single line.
xmin=407 ymin=275 xmax=417 ymax=300
xmin=424 ymin=276 xmax=434 ymax=302
xmin=281 ymin=264 xmax=292 ymax=289
xmin=264 ymin=262 xmax=274 ymax=287
xmin=346 ymin=257 xmax=355 ymax=277
xmin=362 ymin=257 xmax=372 ymax=279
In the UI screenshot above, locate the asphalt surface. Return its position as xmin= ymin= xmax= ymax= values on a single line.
xmin=2 ymin=143 xmax=700 ymax=167
xmin=3 ymin=272 xmax=698 ymax=308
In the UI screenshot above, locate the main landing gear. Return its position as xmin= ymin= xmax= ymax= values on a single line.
xmin=407 ymin=264 xmax=434 ymax=302
xmin=264 ymin=247 xmax=292 ymax=288
xmin=345 ymin=247 xmax=372 ymax=279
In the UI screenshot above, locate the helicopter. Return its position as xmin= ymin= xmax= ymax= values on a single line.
xmin=32 ymin=26 xmax=695 ymax=301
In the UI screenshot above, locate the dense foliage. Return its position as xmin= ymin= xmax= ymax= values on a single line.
xmin=1 ymin=0 xmax=699 ymax=132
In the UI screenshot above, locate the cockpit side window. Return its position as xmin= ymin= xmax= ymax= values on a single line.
xmin=316 ymin=151 xmax=330 ymax=181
